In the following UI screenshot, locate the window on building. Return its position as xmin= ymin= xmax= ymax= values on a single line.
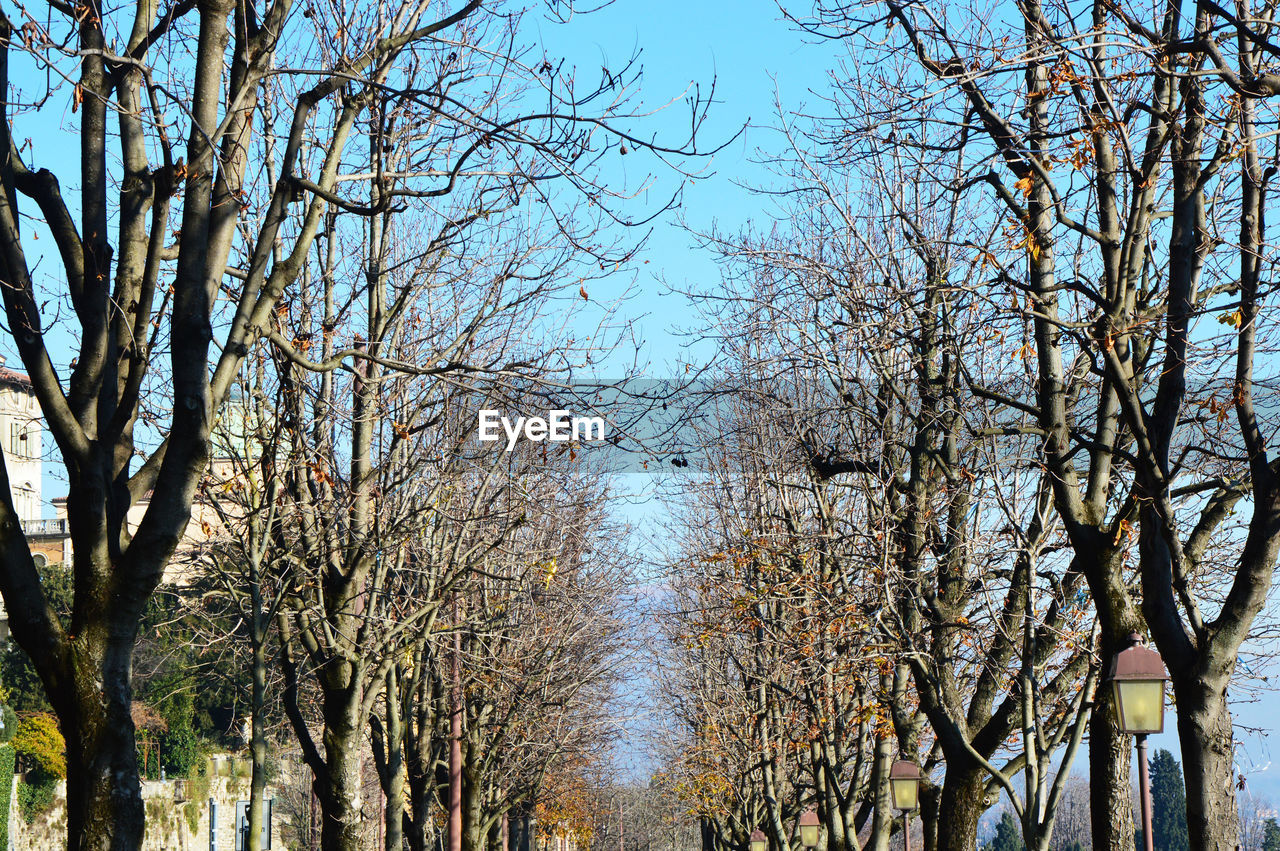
xmin=14 ymin=483 xmax=33 ymax=521
xmin=8 ymin=422 xmax=22 ymax=458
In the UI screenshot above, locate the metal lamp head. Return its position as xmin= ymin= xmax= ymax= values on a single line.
xmin=889 ymin=759 xmax=922 ymax=812
xmin=1107 ymin=632 xmax=1169 ymax=735
xmin=798 ymin=810 xmax=820 ymax=849
xmin=749 ymin=829 xmax=767 ymax=851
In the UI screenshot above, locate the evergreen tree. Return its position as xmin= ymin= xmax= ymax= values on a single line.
xmin=1150 ymin=749 xmax=1190 ymax=851
xmin=988 ymin=812 xmax=1025 ymax=851
xmin=1263 ymin=817 xmax=1280 ymax=851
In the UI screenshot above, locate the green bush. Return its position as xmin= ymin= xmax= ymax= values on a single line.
xmin=12 ymin=713 xmax=65 ymax=783
xmin=0 ymin=744 xmax=15 ymax=850
xmin=17 ymin=779 xmax=55 ymax=824
xmin=160 ymin=725 xmax=201 ymax=778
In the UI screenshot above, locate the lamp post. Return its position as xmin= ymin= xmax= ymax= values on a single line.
xmin=798 ymin=810 xmax=820 ymax=851
xmin=1108 ymin=632 xmax=1169 ymax=851
xmin=888 ymin=760 xmax=922 ymax=851
xmin=749 ymin=829 xmax=767 ymax=851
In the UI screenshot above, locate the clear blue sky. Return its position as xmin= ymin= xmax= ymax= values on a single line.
xmin=534 ymin=0 xmax=836 ymax=366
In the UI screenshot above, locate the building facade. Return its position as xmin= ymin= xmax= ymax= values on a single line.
xmin=0 ymin=357 xmax=41 ymax=527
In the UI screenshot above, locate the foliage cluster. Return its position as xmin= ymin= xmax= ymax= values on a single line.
xmin=986 ymin=813 xmax=1024 ymax=851
xmin=1264 ymin=817 xmax=1280 ymax=851
xmin=0 ymin=744 xmax=14 ymax=849
xmin=13 ymin=713 xmax=64 ymax=782
xmin=16 ymin=779 xmax=55 ymax=825
xmin=1151 ymin=750 xmax=1190 ymax=851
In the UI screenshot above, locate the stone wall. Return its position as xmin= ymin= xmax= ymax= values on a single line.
xmin=5 ymin=756 xmax=288 ymax=851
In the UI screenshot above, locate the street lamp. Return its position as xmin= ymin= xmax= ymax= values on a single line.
xmin=798 ymin=810 xmax=820 ymax=850
xmin=889 ymin=760 xmax=922 ymax=851
xmin=749 ymin=830 xmax=767 ymax=851
xmin=1108 ymin=632 xmax=1169 ymax=851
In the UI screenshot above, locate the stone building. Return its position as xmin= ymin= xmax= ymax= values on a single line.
xmin=0 ymin=359 xmax=45 ymax=640
xmin=0 ymin=368 xmax=257 ymax=598
xmin=0 ymin=358 xmax=42 ymax=527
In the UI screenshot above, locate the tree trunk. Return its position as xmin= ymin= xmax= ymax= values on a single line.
xmin=1175 ymin=673 xmax=1240 ymax=851
xmin=700 ymin=818 xmax=719 ymax=851
xmin=1089 ymin=684 xmax=1134 ymax=851
xmin=248 ymin=612 xmax=269 ymax=851
xmin=319 ymin=691 xmax=366 ymax=851
xmin=62 ymin=637 xmax=145 ymax=851
xmin=814 ymin=743 xmax=849 ymax=851
xmin=385 ymin=766 xmax=406 ymax=851
xmin=404 ymin=779 xmax=430 ymax=851
xmin=866 ymin=733 xmax=893 ymax=851
xmin=920 ymin=785 xmax=939 ymax=851
xmin=403 ymin=647 xmax=439 ymax=851
xmin=1078 ymin=552 xmax=1141 ymax=851
xmin=373 ymin=668 xmax=408 ymax=851
xmin=461 ymin=756 xmax=487 ymax=851
xmin=403 ymin=740 xmax=436 ymax=851
xmin=933 ymin=761 xmax=985 ymax=851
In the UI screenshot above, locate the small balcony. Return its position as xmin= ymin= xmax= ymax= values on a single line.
xmin=21 ymin=518 xmax=69 ymax=537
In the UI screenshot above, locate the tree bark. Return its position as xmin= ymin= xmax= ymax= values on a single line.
xmin=1089 ymin=635 xmax=1135 ymax=851
xmin=248 ymin=572 xmax=270 ymax=851
xmin=62 ymin=637 xmax=145 ymax=851
xmin=701 ymin=818 xmax=720 ymax=851
xmin=462 ymin=755 xmax=487 ymax=851
xmin=932 ymin=762 xmax=985 ymax=851
xmin=373 ymin=666 xmax=408 ymax=851
xmin=404 ymin=644 xmax=442 ymax=851
xmin=919 ymin=786 xmax=939 ymax=851
xmin=866 ymin=733 xmax=893 ymax=851
xmin=317 ymin=687 xmax=366 ymax=851
xmin=1174 ymin=672 xmax=1240 ymax=850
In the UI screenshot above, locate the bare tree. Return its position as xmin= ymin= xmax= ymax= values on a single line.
xmin=588 ymin=778 xmax=704 ymax=851
xmin=778 ymin=0 xmax=1280 ymax=846
xmin=180 ymin=366 xmax=297 ymax=851
xmin=1047 ymin=778 xmax=1093 ymax=850
xmin=455 ymin=465 xmax=633 ymax=851
xmin=0 ymin=0 xmax=711 ymax=843
xmin=655 ymin=378 xmax=911 ymax=851
xmin=663 ymin=88 xmax=1103 ymax=851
